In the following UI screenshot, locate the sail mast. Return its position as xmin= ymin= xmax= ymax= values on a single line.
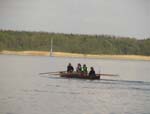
xmin=50 ymin=38 xmax=53 ymax=56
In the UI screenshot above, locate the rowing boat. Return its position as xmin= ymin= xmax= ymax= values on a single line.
xmin=60 ymin=72 xmax=100 ymax=80
xmin=39 ymin=71 xmax=118 ymax=80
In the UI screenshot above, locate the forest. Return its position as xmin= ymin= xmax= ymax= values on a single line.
xmin=0 ymin=30 xmax=150 ymax=56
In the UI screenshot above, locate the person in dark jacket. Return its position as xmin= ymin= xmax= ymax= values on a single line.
xmin=67 ymin=63 xmax=74 ymax=73
xmin=89 ymin=67 xmax=96 ymax=77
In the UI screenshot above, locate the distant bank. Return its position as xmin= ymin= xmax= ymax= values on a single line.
xmin=0 ymin=50 xmax=150 ymax=61
xmin=1 ymin=30 xmax=150 ymax=56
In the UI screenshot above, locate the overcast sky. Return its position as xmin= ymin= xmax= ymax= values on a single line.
xmin=0 ymin=0 xmax=149 ymax=39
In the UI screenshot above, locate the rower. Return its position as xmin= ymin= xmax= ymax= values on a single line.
xmin=76 ymin=63 xmax=82 ymax=72
xmin=67 ymin=63 xmax=74 ymax=73
xmin=89 ymin=67 xmax=96 ymax=77
xmin=82 ymin=64 xmax=88 ymax=73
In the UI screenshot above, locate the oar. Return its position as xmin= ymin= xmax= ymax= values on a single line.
xmin=39 ymin=71 xmax=66 ymax=75
xmin=50 ymin=73 xmax=60 ymax=75
xmin=97 ymin=73 xmax=119 ymax=76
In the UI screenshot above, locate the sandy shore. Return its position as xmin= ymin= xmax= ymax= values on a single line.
xmin=0 ymin=50 xmax=150 ymax=61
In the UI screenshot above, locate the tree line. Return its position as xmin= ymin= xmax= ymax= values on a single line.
xmin=0 ymin=30 xmax=150 ymax=55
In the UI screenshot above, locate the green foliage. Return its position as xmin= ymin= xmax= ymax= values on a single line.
xmin=0 ymin=30 xmax=150 ymax=55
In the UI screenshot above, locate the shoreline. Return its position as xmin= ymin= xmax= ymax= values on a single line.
xmin=0 ymin=50 xmax=150 ymax=61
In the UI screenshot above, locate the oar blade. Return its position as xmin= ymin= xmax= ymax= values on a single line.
xmin=39 ymin=71 xmax=66 ymax=75
xmin=98 ymin=73 xmax=119 ymax=77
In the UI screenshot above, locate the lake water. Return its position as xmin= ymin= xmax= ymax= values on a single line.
xmin=0 ymin=54 xmax=150 ymax=114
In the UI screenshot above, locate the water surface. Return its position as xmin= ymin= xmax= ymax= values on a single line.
xmin=0 ymin=55 xmax=150 ymax=114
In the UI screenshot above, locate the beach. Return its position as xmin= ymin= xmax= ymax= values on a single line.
xmin=0 ymin=50 xmax=150 ymax=61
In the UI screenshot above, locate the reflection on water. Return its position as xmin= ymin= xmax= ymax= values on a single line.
xmin=0 ymin=55 xmax=150 ymax=114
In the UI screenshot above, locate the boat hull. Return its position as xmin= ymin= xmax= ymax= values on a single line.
xmin=60 ymin=72 xmax=100 ymax=80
